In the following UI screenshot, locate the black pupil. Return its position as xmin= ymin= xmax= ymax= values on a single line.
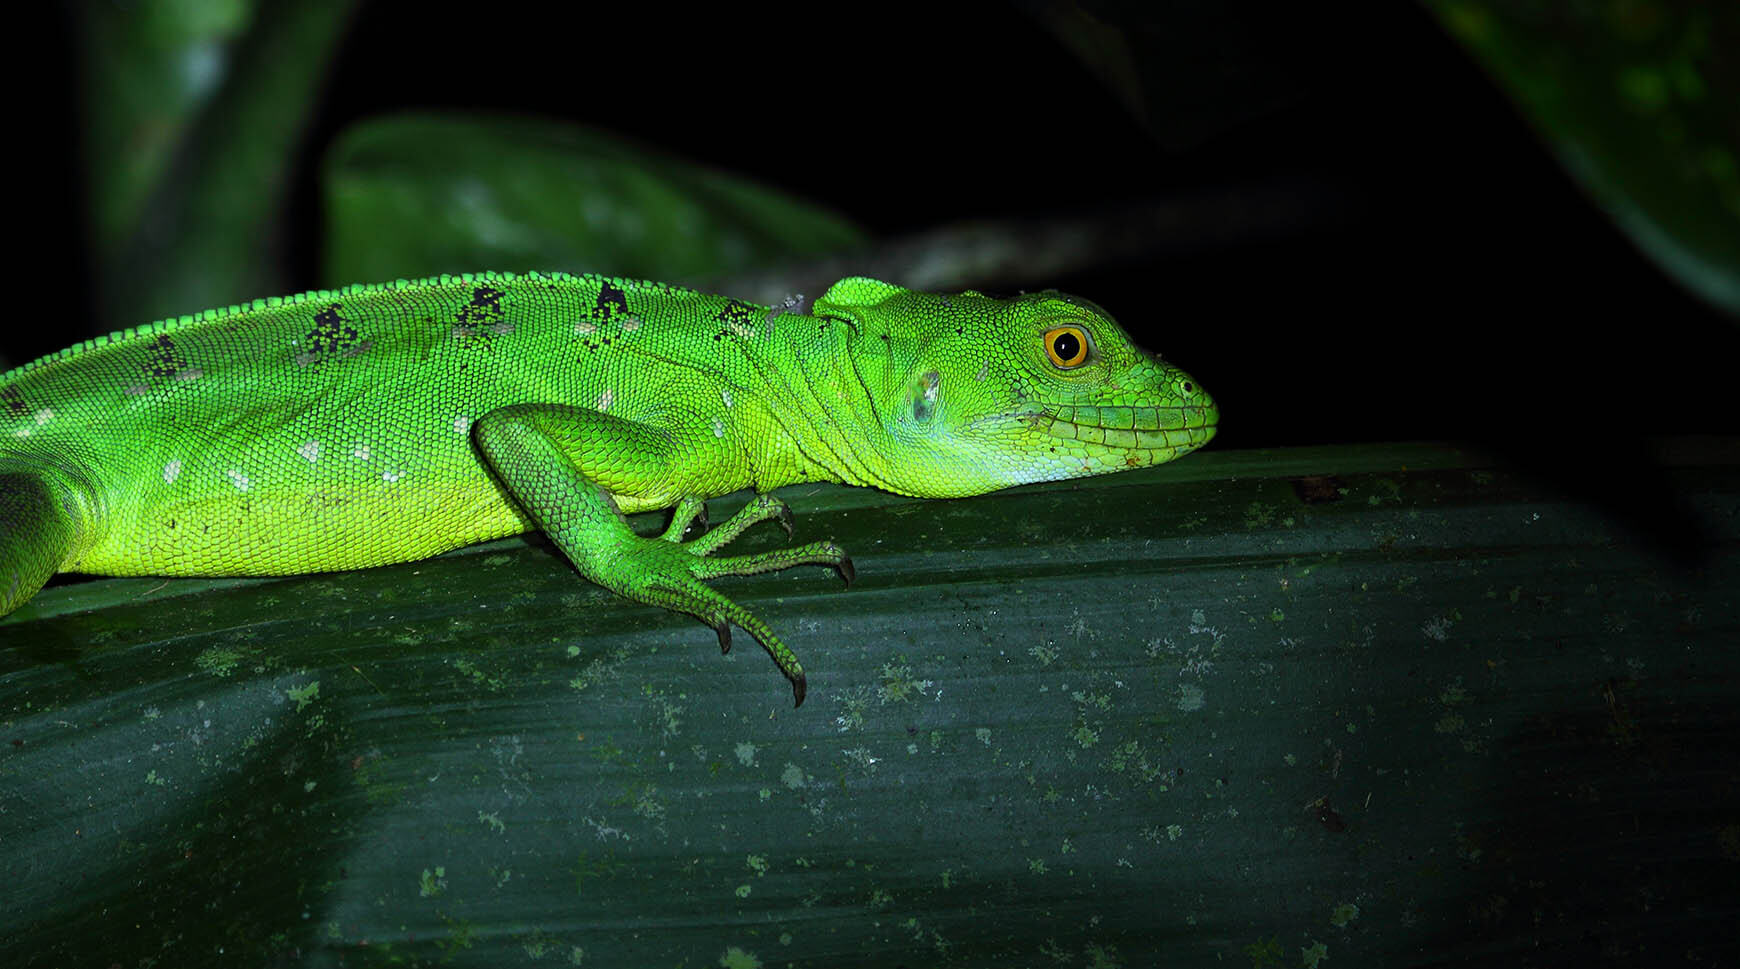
xmin=1053 ymin=331 xmax=1081 ymax=362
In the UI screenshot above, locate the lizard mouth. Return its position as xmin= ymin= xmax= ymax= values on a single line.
xmin=1000 ymin=402 xmax=1220 ymax=453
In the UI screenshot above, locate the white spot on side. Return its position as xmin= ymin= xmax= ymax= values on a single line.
xmin=12 ymin=428 xmax=28 ymax=438
xmin=721 ymin=388 xmax=733 ymax=408
xmin=163 ymin=459 xmax=183 ymax=484
xmin=297 ymin=440 xmax=320 ymax=463
xmin=383 ymin=470 xmax=403 ymax=483
xmin=352 ymin=445 xmax=371 ymax=461
xmin=975 ymin=360 xmax=990 ymax=382
xmin=453 ymin=415 xmax=472 ymax=435
xmin=226 ymin=469 xmax=251 ymax=492
xmin=712 ymin=417 xmax=724 ymax=439
xmin=125 ymin=384 xmax=148 ymax=396
xmin=596 ymin=389 xmax=614 ymax=411
xmin=574 ymin=320 xmax=597 ymax=336
xmin=622 ymin=317 xmax=641 ymax=332
xmin=33 ymin=408 xmax=52 ymax=425
xmin=176 ymin=368 xmax=204 ymax=381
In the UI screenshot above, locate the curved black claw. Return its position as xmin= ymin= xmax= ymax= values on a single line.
xmin=837 ymin=553 xmax=856 ymax=587
xmin=791 ymin=673 xmax=807 ymax=707
xmin=775 ymin=503 xmax=794 ymax=539
xmin=713 ymin=621 xmax=732 ymax=654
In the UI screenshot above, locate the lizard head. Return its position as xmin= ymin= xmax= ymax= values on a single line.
xmin=814 ymin=277 xmax=1219 ymax=499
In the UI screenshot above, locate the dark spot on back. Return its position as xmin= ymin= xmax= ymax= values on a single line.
xmin=714 ymin=298 xmax=757 ymax=330
xmin=301 ymin=304 xmax=362 ymax=366
xmin=593 ymin=281 xmax=630 ymax=320
xmin=1 ymin=384 xmax=26 ymax=417
xmin=145 ymin=334 xmax=188 ymax=378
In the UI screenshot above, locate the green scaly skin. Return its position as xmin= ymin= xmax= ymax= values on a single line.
xmin=0 ymin=272 xmax=1218 ymax=704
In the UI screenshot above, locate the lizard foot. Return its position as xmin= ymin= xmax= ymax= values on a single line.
xmin=627 ymin=493 xmax=852 ymax=707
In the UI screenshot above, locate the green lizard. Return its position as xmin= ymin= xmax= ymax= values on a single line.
xmin=0 ymin=272 xmax=1216 ymax=704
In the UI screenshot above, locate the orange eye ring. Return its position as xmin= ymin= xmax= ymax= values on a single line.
xmin=1043 ymin=325 xmax=1091 ymax=369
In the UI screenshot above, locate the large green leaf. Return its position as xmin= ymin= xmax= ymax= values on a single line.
xmin=322 ymin=115 xmax=868 ymax=286
xmin=4 ymin=442 xmax=1735 ymax=965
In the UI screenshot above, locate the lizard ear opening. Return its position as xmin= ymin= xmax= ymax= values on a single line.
xmin=815 ymin=277 xmax=910 ymax=311
xmin=906 ymin=370 xmax=941 ymax=425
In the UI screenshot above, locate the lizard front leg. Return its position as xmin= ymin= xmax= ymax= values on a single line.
xmin=470 ymin=404 xmax=850 ymax=706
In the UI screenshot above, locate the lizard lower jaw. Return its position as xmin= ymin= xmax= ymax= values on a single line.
xmin=1018 ymin=404 xmax=1219 ymax=452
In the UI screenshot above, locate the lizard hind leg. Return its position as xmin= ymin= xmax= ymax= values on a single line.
xmin=0 ymin=465 xmax=82 ymax=618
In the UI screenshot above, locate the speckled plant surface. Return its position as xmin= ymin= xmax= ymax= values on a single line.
xmin=3 ymin=441 xmax=1735 ymax=967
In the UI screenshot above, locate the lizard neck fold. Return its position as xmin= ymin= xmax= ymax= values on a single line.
xmin=740 ymin=315 xmax=905 ymax=495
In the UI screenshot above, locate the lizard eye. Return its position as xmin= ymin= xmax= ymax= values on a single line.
xmin=1043 ymin=325 xmax=1092 ymax=369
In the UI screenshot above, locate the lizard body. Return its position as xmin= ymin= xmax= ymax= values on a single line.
xmin=0 ymin=272 xmax=1217 ymax=703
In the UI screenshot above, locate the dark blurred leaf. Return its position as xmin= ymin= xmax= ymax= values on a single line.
xmin=4 ymin=442 xmax=1736 ymax=966
xmin=1426 ymin=0 xmax=1740 ymax=317
xmin=78 ymin=0 xmax=259 ymax=251
xmin=322 ymin=114 xmax=868 ymax=285
xmin=82 ymin=0 xmax=359 ymax=329
xmin=708 ymin=181 xmax=1344 ymax=307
